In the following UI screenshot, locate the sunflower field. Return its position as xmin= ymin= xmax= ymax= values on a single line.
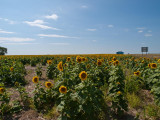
xmin=0 ymin=54 xmax=160 ymax=120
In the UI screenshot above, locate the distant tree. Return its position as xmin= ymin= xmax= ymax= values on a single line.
xmin=0 ymin=46 xmax=7 ymax=55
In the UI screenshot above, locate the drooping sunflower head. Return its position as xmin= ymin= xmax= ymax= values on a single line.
xmin=45 ymin=82 xmax=53 ymax=88
xmin=76 ymin=56 xmax=82 ymax=63
xmin=141 ymin=60 xmax=145 ymax=63
xmin=148 ymin=63 xmax=151 ymax=68
xmin=10 ymin=67 xmax=14 ymax=72
xmin=47 ymin=60 xmax=52 ymax=65
xmin=57 ymin=61 xmax=63 ymax=71
xmin=97 ymin=59 xmax=102 ymax=66
xmin=151 ymin=63 xmax=157 ymax=69
xmin=0 ymin=88 xmax=5 ymax=94
xmin=32 ymin=76 xmax=39 ymax=83
xmin=66 ymin=57 xmax=71 ymax=62
xmin=86 ymin=64 xmax=90 ymax=69
xmin=79 ymin=71 xmax=87 ymax=81
xmin=59 ymin=86 xmax=67 ymax=94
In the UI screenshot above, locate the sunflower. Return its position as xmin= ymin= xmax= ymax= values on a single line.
xmin=134 ymin=71 xmax=140 ymax=76
xmin=116 ymin=82 xmax=120 ymax=85
xmin=79 ymin=71 xmax=87 ymax=80
xmin=148 ymin=63 xmax=151 ymax=68
xmin=158 ymin=59 xmax=160 ymax=63
xmin=32 ymin=76 xmax=39 ymax=83
xmin=45 ymin=82 xmax=53 ymax=88
xmin=47 ymin=60 xmax=52 ymax=65
xmin=112 ymin=57 xmax=116 ymax=61
xmin=86 ymin=64 xmax=90 ymax=69
xmin=105 ymin=67 xmax=107 ymax=70
xmin=113 ymin=60 xmax=119 ymax=65
xmin=81 ymin=57 xmax=86 ymax=62
xmin=10 ymin=67 xmax=14 ymax=72
xmin=151 ymin=63 xmax=157 ymax=69
xmin=117 ymin=91 xmax=121 ymax=95
xmin=66 ymin=57 xmax=71 ymax=62
xmin=0 ymin=88 xmax=5 ymax=94
xmin=76 ymin=56 xmax=82 ymax=63
xmin=57 ymin=61 xmax=63 ymax=71
xmin=59 ymin=86 xmax=67 ymax=94
xmin=63 ymin=63 xmax=67 ymax=67
xmin=97 ymin=59 xmax=102 ymax=66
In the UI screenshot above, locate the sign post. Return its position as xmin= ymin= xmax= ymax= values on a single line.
xmin=141 ymin=47 xmax=148 ymax=56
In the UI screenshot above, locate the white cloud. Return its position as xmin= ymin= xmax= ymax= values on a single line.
xmin=45 ymin=14 xmax=58 ymax=20
xmin=144 ymin=34 xmax=152 ymax=37
xmin=0 ymin=29 xmax=15 ymax=34
xmin=148 ymin=30 xmax=152 ymax=32
xmin=0 ymin=37 xmax=35 ymax=42
xmin=108 ymin=25 xmax=114 ymax=28
xmin=49 ymin=43 xmax=70 ymax=45
xmin=2 ymin=42 xmax=39 ymax=45
xmin=138 ymin=30 xmax=143 ymax=33
xmin=38 ymin=34 xmax=78 ymax=39
xmin=136 ymin=27 xmax=145 ymax=30
xmin=87 ymin=29 xmax=96 ymax=31
xmin=0 ymin=18 xmax=15 ymax=24
xmin=92 ymin=40 xmax=97 ymax=42
xmin=81 ymin=5 xmax=88 ymax=8
xmin=24 ymin=20 xmax=59 ymax=30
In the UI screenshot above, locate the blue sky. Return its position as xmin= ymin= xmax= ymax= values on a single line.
xmin=0 ymin=0 xmax=160 ymax=55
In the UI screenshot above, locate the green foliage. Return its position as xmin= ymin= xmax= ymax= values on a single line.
xmin=108 ymin=65 xmax=128 ymax=116
xmin=127 ymin=93 xmax=141 ymax=109
xmin=36 ymin=64 xmax=42 ymax=78
xmin=33 ymin=83 xmax=56 ymax=113
xmin=0 ymin=91 xmax=22 ymax=119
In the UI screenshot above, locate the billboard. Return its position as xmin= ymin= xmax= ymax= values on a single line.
xmin=141 ymin=47 xmax=148 ymax=52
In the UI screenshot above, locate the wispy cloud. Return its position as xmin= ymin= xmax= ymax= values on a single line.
xmin=38 ymin=34 xmax=78 ymax=39
xmin=0 ymin=29 xmax=15 ymax=34
xmin=136 ymin=27 xmax=145 ymax=30
xmin=144 ymin=34 xmax=152 ymax=37
xmin=108 ymin=25 xmax=114 ymax=28
xmin=148 ymin=30 xmax=152 ymax=32
xmin=92 ymin=40 xmax=97 ymax=42
xmin=49 ymin=43 xmax=70 ymax=45
xmin=138 ymin=30 xmax=143 ymax=33
xmin=45 ymin=14 xmax=58 ymax=20
xmin=2 ymin=42 xmax=39 ymax=45
xmin=0 ymin=37 xmax=35 ymax=42
xmin=24 ymin=20 xmax=59 ymax=30
xmin=0 ymin=18 xmax=15 ymax=24
xmin=87 ymin=29 xmax=96 ymax=31
xmin=81 ymin=5 xmax=88 ymax=8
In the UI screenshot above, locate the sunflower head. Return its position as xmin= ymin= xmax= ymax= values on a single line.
xmin=57 ymin=61 xmax=63 ymax=71
xmin=32 ymin=76 xmax=39 ymax=83
xmin=79 ymin=71 xmax=87 ymax=81
xmin=45 ymin=82 xmax=53 ymax=88
xmin=105 ymin=67 xmax=107 ymax=70
xmin=76 ymin=56 xmax=82 ymax=63
xmin=10 ymin=67 xmax=14 ymax=72
xmin=66 ymin=57 xmax=71 ymax=62
xmin=0 ymin=88 xmax=5 ymax=94
xmin=86 ymin=64 xmax=90 ymax=69
xmin=63 ymin=63 xmax=67 ymax=67
xmin=113 ymin=60 xmax=119 ymax=65
xmin=141 ymin=60 xmax=145 ymax=63
xmin=116 ymin=82 xmax=120 ymax=85
xmin=81 ymin=57 xmax=86 ymax=62
xmin=47 ymin=60 xmax=52 ymax=65
xmin=148 ymin=63 xmax=151 ymax=68
xmin=112 ymin=57 xmax=116 ymax=61
xmin=151 ymin=63 xmax=157 ymax=69
xmin=97 ymin=59 xmax=102 ymax=66
xmin=117 ymin=91 xmax=121 ymax=95
xmin=134 ymin=71 xmax=140 ymax=76
xmin=158 ymin=59 xmax=160 ymax=63
xmin=59 ymin=86 xmax=67 ymax=94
